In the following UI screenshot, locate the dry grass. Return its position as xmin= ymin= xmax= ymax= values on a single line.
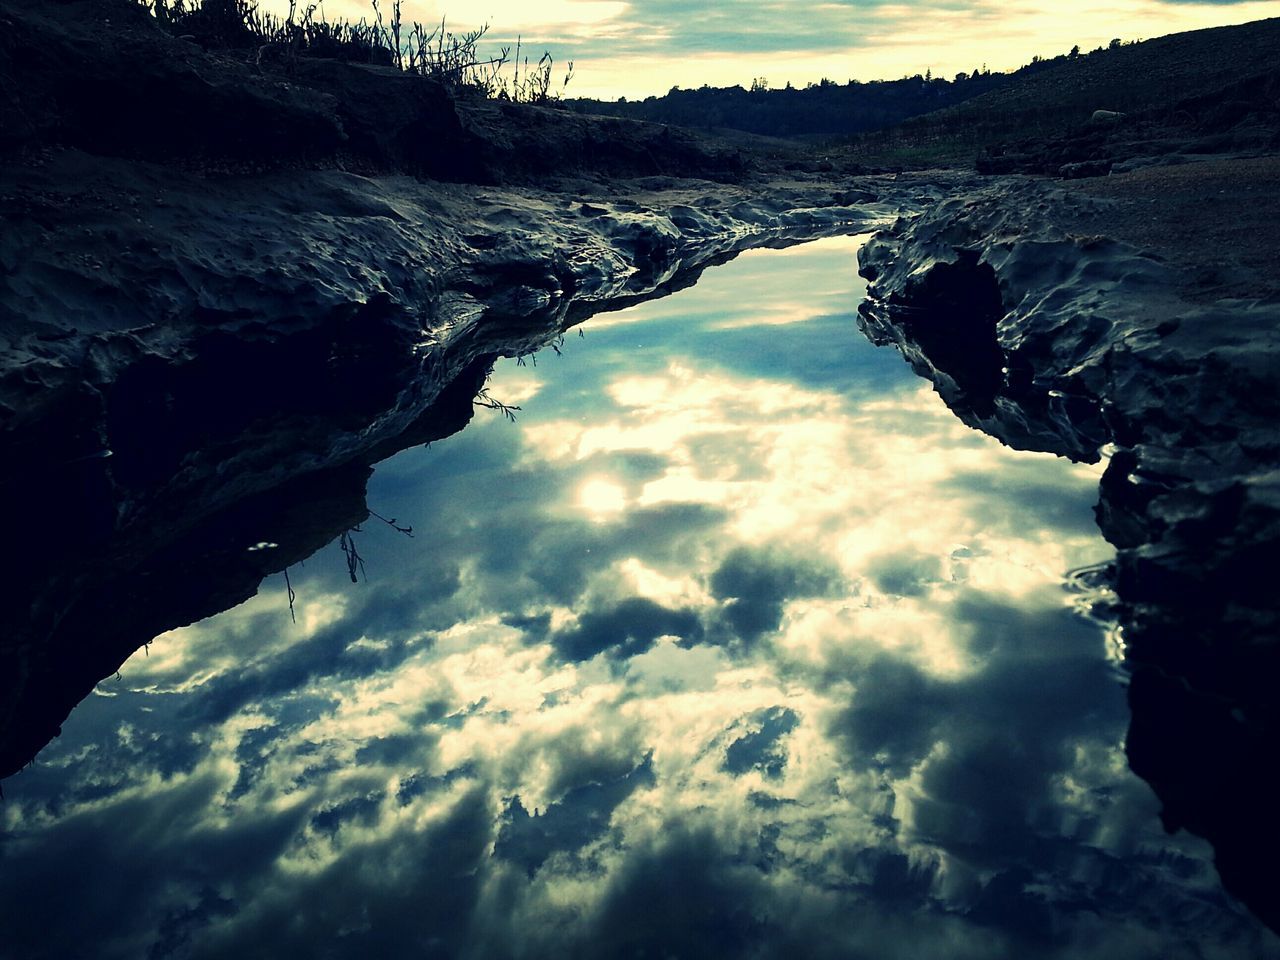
xmin=136 ymin=0 xmax=574 ymax=102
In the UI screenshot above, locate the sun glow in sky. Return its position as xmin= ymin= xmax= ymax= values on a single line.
xmin=279 ymin=0 xmax=1279 ymax=98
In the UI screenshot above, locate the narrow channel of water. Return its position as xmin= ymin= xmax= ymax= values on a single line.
xmin=2 ymin=236 xmax=1273 ymax=959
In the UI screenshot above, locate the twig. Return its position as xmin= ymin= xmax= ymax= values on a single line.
xmin=284 ymin=566 xmax=297 ymax=623
xmin=340 ymin=529 xmax=367 ymax=583
xmin=475 ymin=389 xmax=521 ymax=421
xmin=369 ymin=508 xmax=414 ymax=536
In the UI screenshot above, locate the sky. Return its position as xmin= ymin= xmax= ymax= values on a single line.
xmin=269 ymin=0 xmax=1280 ymax=98
xmin=3 ymin=237 xmax=1274 ymax=957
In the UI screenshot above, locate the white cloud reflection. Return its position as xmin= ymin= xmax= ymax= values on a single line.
xmin=2 ymin=238 xmax=1271 ymax=959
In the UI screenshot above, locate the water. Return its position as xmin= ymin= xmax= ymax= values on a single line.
xmin=2 ymin=236 xmax=1273 ymax=959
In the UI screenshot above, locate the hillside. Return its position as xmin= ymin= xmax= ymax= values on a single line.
xmin=566 ymin=71 xmax=1011 ymax=140
xmin=844 ymin=16 xmax=1280 ymax=169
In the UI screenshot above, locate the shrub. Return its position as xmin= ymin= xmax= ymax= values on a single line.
xmin=133 ymin=0 xmax=573 ymax=101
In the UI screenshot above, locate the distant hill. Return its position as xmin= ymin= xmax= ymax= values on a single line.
xmin=564 ymin=19 xmax=1280 ymax=144
xmin=844 ymin=17 xmax=1280 ymax=168
xmin=569 ymin=18 xmax=1280 ymax=171
xmin=565 ymin=71 xmax=1015 ymax=140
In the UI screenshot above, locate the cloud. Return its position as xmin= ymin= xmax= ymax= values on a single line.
xmin=258 ymin=0 xmax=1280 ymax=99
xmin=579 ymin=826 xmax=774 ymax=958
xmin=723 ymin=706 xmax=801 ymax=778
xmin=550 ymin=596 xmax=704 ymax=660
xmin=186 ymin=786 xmax=495 ymax=960
xmin=709 ymin=546 xmax=842 ymax=644
xmin=494 ymin=753 xmax=655 ymax=876
xmin=862 ymin=548 xmax=944 ymax=597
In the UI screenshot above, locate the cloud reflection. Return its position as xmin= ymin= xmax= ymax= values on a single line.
xmin=1 ymin=238 xmax=1273 ymax=958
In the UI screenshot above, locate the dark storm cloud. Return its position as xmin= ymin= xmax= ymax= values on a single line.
xmin=583 ymin=827 xmax=772 ymax=958
xmin=0 ymin=772 xmax=314 ymax=960
xmin=710 ymin=546 xmax=842 ymax=644
xmin=183 ymin=787 xmax=495 ymax=960
xmin=551 ymin=596 xmax=703 ymax=660
xmin=831 ymin=592 xmax=1119 ymax=825
xmin=501 ymin=610 xmax=553 ymax=640
xmin=354 ymin=733 xmax=426 ymax=766
xmin=494 ymin=754 xmax=655 ymax=876
xmin=230 ymin=720 xmax=296 ymax=800
xmin=723 ymin=706 xmax=800 ymax=779
xmin=395 ymin=764 xmax=478 ymax=806
xmin=310 ymin=791 xmax=386 ymax=837
xmin=829 ymin=655 xmax=956 ymax=777
xmin=862 ymin=549 xmax=944 ymax=598
xmin=149 ymin=887 xmax=238 ymax=960
xmin=840 ymin=846 xmax=941 ymax=909
xmin=538 ymin=726 xmax=652 ymax=799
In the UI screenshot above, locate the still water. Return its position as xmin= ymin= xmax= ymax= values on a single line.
xmin=2 ymin=236 xmax=1274 ymax=959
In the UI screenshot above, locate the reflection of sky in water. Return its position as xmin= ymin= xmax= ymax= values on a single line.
xmin=3 ymin=236 xmax=1276 ymax=959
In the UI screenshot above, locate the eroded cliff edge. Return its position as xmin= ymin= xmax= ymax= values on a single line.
xmin=857 ymin=167 xmax=1280 ymax=930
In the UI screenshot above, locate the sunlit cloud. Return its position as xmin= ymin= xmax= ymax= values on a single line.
xmin=576 ymin=475 xmax=629 ymax=517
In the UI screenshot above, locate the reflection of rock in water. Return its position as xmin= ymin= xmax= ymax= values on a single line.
xmin=0 ymin=356 xmax=488 ymax=781
xmin=857 ymin=179 xmax=1280 ymax=931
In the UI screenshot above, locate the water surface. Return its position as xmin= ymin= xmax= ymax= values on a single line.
xmin=2 ymin=236 xmax=1273 ymax=959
